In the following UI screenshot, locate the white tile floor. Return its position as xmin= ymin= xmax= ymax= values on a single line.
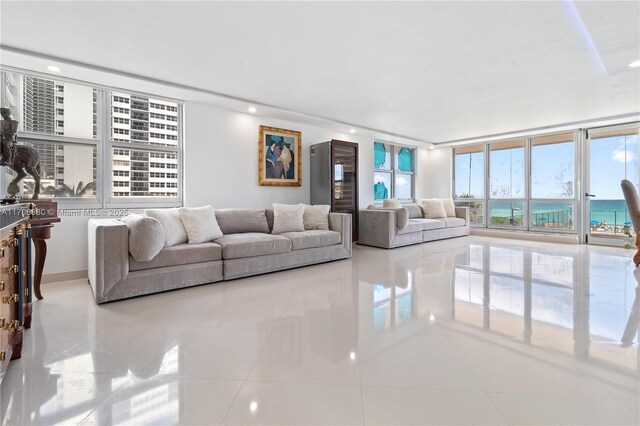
xmin=1 ymin=236 xmax=639 ymax=425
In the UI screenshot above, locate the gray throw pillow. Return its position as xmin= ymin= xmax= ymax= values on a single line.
xmin=214 ymin=209 xmax=269 ymax=234
xmin=120 ymin=214 xmax=165 ymax=262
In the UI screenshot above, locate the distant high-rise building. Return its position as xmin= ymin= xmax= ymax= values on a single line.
xmin=22 ymin=76 xmax=56 ymax=134
xmin=111 ymin=92 xmax=179 ymax=198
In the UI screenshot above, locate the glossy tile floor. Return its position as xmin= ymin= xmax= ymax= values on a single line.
xmin=1 ymin=236 xmax=639 ymax=425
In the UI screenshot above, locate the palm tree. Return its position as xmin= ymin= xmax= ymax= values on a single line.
xmin=43 ymin=181 xmax=96 ymax=197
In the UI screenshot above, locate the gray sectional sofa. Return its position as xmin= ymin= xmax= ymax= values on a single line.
xmin=88 ymin=209 xmax=351 ymax=303
xmin=358 ymin=204 xmax=469 ymax=249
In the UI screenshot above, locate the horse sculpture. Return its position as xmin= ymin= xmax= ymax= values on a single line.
xmin=5 ymin=144 xmax=42 ymax=199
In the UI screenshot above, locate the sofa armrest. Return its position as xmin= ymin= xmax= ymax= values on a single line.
xmin=455 ymin=207 xmax=470 ymax=225
xmin=358 ymin=209 xmax=396 ymax=248
xmin=88 ymin=219 xmax=130 ymax=302
xmin=329 ymin=212 xmax=352 ymax=256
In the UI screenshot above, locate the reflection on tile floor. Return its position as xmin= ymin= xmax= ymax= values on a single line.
xmin=1 ymin=236 xmax=638 ymax=425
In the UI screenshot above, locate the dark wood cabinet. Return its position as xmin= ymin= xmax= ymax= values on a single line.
xmin=0 ymin=203 xmax=32 ymax=385
xmin=310 ymin=140 xmax=359 ymax=241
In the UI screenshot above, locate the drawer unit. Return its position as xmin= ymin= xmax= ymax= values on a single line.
xmin=0 ymin=204 xmax=32 ymax=385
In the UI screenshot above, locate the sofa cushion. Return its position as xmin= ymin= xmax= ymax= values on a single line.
xmin=303 ymin=205 xmax=330 ymax=230
xmin=145 ymin=208 xmax=188 ymax=247
xmin=272 ymin=203 xmax=305 ymax=234
xmin=120 ymin=214 xmax=165 ymax=262
xmin=442 ymin=217 xmax=466 ymax=228
xmin=397 ymin=221 xmax=423 ymax=235
xmin=215 ymin=233 xmax=292 ymax=259
xmin=442 ymin=198 xmax=457 ymax=217
xmin=404 ymin=204 xmax=423 ymax=219
xmin=129 ymin=242 xmax=222 ymax=271
xmin=408 ymin=218 xmax=446 ymax=230
xmin=179 ymin=205 xmax=223 ymax=243
xmin=420 ymin=199 xmax=447 ymax=219
xmin=214 ymin=209 xmax=269 ymax=234
xmin=382 ymin=198 xmax=402 ymax=209
xmin=279 ymin=230 xmax=341 ymax=250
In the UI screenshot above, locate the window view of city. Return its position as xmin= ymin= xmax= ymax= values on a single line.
xmin=1 ymin=72 xmax=181 ymax=201
xmin=109 ymin=92 xmax=179 ymax=198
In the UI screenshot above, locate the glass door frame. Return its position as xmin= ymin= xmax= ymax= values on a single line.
xmin=582 ymin=122 xmax=640 ymax=246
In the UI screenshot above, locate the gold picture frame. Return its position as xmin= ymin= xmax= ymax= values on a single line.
xmin=258 ymin=125 xmax=302 ymax=186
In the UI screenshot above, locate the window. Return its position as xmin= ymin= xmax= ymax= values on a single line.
xmin=452 ymin=132 xmax=578 ymax=232
xmin=373 ymin=141 xmax=415 ymax=201
xmin=530 ymin=132 xmax=575 ymax=230
xmin=489 ymin=139 xmax=525 ymax=228
xmin=1 ymin=71 xmax=182 ymax=206
xmin=454 ymin=145 xmax=485 ymax=225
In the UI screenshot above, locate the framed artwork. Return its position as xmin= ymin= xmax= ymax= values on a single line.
xmin=259 ymin=125 xmax=302 ymax=186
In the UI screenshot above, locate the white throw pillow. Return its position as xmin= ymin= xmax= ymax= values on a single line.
xmin=303 ymin=204 xmax=330 ymax=230
xmin=441 ymin=198 xmax=456 ymax=217
xmin=272 ymin=203 xmax=305 ymax=234
xmin=178 ymin=206 xmax=223 ymax=244
xmin=382 ymin=198 xmax=402 ymax=209
xmin=420 ymin=199 xmax=447 ymax=219
xmin=145 ymin=208 xmax=188 ymax=247
xmin=120 ymin=214 xmax=165 ymax=262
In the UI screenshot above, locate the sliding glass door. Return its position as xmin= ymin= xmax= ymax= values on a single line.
xmin=586 ymin=124 xmax=640 ymax=244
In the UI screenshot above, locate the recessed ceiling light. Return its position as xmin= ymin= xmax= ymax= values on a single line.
xmin=629 ymin=60 xmax=640 ymax=68
xmin=429 ymin=146 xmax=435 ymax=149
xmin=349 ymin=129 xmax=356 ymax=133
xmin=349 ymin=351 xmax=356 ymax=361
xmin=47 ymin=65 xmax=61 ymax=72
xmin=249 ymin=401 xmax=258 ymax=412
xmin=248 ymin=106 xmax=257 ymax=113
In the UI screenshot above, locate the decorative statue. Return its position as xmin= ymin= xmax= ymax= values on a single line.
xmin=0 ymin=107 xmax=42 ymax=199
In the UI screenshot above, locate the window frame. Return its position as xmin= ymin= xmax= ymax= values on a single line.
xmin=373 ymin=141 xmax=416 ymax=203
xmin=453 ymin=145 xmax=487 ymax=226
xmin=452 ymin=131 xmax=579 ymax=234
xmin=0 ymin=68 xmax=184 ymax=209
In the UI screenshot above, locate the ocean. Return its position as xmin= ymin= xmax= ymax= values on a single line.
xmin=489 ymin=200 xmax=630 ymax=226
xmin=588 ymin=199 xmax=630 ymax=226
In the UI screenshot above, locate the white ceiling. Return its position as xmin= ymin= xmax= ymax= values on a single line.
xmin=1 ymin=1 xmax=639 ymax=143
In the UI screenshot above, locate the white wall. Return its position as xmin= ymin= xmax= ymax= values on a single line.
xmin=184 ymin=102 xmax=376 ymax=209
xmin=43 ymin=101 xmax=381 ymax=275
xmin=417 ymin=147 xmax=452 ymax=199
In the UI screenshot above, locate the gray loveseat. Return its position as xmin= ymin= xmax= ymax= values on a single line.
xmin=88 ymin=209 xmax=351 ymax=303
xmin=358 ymin=203 xmax=469 ymax=249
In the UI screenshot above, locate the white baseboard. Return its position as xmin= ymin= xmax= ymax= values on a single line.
xmin=42 ymin=269 xmax=88 ymax=284
xmin=470 ymin=228 xmax=579 ymax=244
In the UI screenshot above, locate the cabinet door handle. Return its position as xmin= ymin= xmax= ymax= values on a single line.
xmin=2 ymin=294 xmax=18 ymax=304
xmin=3 ymin=265 xmax=18 ymax=274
